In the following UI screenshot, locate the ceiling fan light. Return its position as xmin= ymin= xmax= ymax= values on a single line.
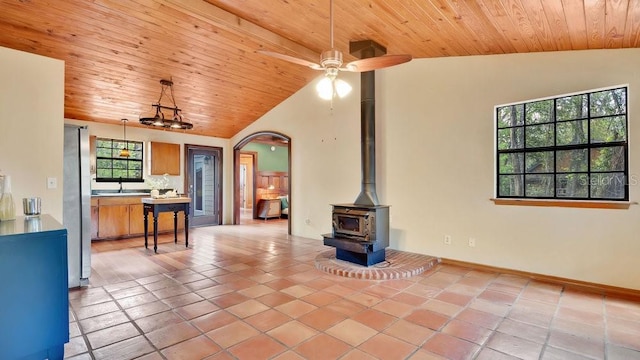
xmin=335 ymin=79 xmax=352 ymax=98
xmin=316 ymin=77 xmax=334 ymax=100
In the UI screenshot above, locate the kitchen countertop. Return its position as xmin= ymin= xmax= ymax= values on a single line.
xmin=0 ymin=215 xmax=64 ymax=236
xmin=141 ymin=197 xmax=191 ymax=204
xmin=91 ymin=192 xmax=150 ymax=197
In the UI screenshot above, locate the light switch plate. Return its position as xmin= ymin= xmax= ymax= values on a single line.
xmin=47 ymin=177 xmax=57 ymax=189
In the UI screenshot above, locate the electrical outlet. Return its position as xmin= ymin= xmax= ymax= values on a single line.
xmin=444 ymin=235 xmax=452 ymax=245
xmin=468 ymin=238 xmax=476 ymax=247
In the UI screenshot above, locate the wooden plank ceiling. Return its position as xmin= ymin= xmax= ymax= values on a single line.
xmin=1 ymin=0 xmax=639 ymax=138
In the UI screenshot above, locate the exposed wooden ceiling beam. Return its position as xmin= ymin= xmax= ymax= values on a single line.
xmin=162 ymin=0 xmax=320 ymax=62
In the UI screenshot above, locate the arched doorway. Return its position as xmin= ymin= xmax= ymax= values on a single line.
xmin=233 ymin=131 xmax=291 ymax=234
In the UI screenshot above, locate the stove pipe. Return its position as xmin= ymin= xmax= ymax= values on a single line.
xmin=350 ymin=40 xmax=385 ymax=206
xmin=353 ymin=68 xmax=379 ymax=206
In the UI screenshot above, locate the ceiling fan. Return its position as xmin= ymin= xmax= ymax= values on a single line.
xmin=257 ymin=0 xmax=412 ymax=100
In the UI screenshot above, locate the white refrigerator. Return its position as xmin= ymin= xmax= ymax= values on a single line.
xmin=63 ymin=125 xmax=91 ymax=287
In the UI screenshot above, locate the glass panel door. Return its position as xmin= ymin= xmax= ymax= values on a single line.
xmin=186 ymin=145 xmax=222 ymax=227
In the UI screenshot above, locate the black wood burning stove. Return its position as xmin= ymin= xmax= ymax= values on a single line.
xmin=332 ymin=206 xmax=378 ymax=240
xmin=324 ymin=204 xmax=389 ymax=266
xmin=323 ymin=40 xmax=391 ymax=266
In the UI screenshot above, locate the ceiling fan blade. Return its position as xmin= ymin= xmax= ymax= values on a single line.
xmin=257 ymin=50 xmax=323 ymax=70
xmin=343 ymin=54 xmax=412 ymax=72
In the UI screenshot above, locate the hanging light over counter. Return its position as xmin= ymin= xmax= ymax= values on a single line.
xmin=139 ymin=79 xmax=193 ymax=130
xmin=119 ymin=118 xmax=130 ymax=158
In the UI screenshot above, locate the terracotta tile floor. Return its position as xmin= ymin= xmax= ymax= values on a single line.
xmin=66 ymin=219 xmax=640 ymax=359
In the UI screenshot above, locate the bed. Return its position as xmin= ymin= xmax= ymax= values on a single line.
xmin=278 ymin=195 xmax=289 ymax=218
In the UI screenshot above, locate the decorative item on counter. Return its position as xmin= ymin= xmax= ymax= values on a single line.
xmin=149 ymin=189 xmax=178 ymax=199
xmin=22 ymin=197 xmax=41 ymax=217
xmin=0 ymin=175 xmax=16 ymax=221
xmin=145 ymin=173 xmax=170 ymax=198
xmin=143 ymin=173 xmax=183 ymax=199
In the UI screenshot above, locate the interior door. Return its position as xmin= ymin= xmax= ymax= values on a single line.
xmin=186 ymin=145 xmax=222 ymax=227
xmin=239 ymin=153 xmax=254 ymax=210
xmin=239 ymin=164 xmax=247 ymax=208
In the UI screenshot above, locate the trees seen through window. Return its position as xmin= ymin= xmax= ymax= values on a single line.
xmin=95 ymin=138 xmax=144 ymax=182
xmin=496 ymin=87 xmax=628 ymax=201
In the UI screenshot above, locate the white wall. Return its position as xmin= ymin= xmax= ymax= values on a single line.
xmin=0 ymin=47 xmax=64 ymax=221
xmin=64 ymin=119 xmax=233 ymax=224
xmin=232 ymin=48 xmax=640 ymax=290
xmin=233 ymin=73 xmax=363 ymax=238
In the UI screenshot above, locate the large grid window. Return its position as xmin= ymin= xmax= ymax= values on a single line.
xmin=95 ymin=138 xmax=144 ymax=182
xmin=496 ymin=86 xmax=628 ymax=201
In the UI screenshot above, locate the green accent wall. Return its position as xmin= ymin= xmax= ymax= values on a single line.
xmin=243 ymin=143 xmax=288 ymax=172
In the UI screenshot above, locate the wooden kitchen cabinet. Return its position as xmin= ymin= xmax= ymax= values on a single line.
xmin=157 ymin=212 xmax=185 ymax=232
xmin=93 ymin=196 xmax=185 ymax=239
xmin=98 ymin=204 xmax=129 ymax=239
xmin=129 ymin=204 xmax=146 ymax=235
xmin=90 ymin=198 xmax=99 ymax=239
xmin=150 ymin=141 xmax=180 ymax=175
xmin=129 ymin=203 xmax=183 ymax=235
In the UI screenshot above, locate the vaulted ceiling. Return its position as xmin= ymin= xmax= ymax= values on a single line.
xmin=1 ymin=1 xmax=639 ymax=138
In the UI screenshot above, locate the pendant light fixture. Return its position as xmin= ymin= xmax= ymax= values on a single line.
xmin=139 ymin=79 xmax=193 ymax=130
xmin=119 ymin=118 xmax=130 ymax=158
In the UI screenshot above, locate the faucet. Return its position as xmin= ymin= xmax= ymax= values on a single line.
xmin=118 ymin=177 xmax=123 ymax=193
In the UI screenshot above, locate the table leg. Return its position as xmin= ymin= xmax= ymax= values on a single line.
xmin=185 ymin=212 xmax=189 ymax=248
xmin=174 ymin=211 xmax=178 ymax=243
xmin=153 ymin=215 xmax=158 ymax=253
xmin=143 ymin=210 xmax=148 ymax=249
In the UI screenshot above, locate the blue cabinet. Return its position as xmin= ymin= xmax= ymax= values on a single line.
xmin=0 ymin=215 xmax=69 ymax=360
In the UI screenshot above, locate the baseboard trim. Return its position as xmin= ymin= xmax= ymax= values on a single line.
xmin=439 ymin=258 xmax=640 ymax=300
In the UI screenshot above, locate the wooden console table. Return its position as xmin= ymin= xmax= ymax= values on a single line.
xmin=142 ymin=197 xmax=190 ymax=253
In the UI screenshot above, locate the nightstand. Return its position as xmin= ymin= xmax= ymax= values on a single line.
xmin=257 ymin=199 xmax=281 ymax=220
